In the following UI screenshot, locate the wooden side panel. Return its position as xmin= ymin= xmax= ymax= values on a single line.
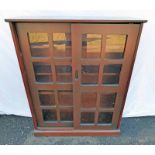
xmin=9 ymin=22 xmax=38 ymax=128
xmin=117 ymin=23 xmax=144 ymax=128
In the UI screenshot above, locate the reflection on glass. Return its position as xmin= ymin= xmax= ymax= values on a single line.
xmin=39 ymin=91 xmax=55 ymax=106
xmin=42 ymin=109 xmax=57 ymax=121
xmin=28 ymin=33 xmax=49 ymax=57
xmin=81 ymin=92 xmax=97 ymax=108
xmin=53 ymin=33 xmax=71 ymax=57
xmin=81 ymin=112 xmax=95 ymax=124
xmin=60 ymin=109 xmax=73 ymax=121
xmin=81 ymin=65 xmax=99 ymax=84
xmin=82 ymin=34 xmax=102 ymax=58
xmin=98 ymin=112 xmax=113 ymax=124
xmin=33 ymin=62 xmax=52 ymax=83
xmin=58 ymin=90 xmax=73 ymax=106
xmin=56 ymin=65 xmax=72 ymax=83
xmin=103 ymin=64 xmax=122 ymax=73
xmin=100 ymin=93 xmax=116 ymax=108
xmin=105 ymin=35 xmax=127 ymax=59
xmin=102 ymin=64 xmax=122 ymax=85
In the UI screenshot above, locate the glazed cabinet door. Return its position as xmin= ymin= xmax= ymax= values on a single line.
xmin=16 ymin=23 xmax=140 ymax=130
xmin=16 ymin=23 xmax=73 ymax=128
xmin=71 ymin=24 xmax=140 ymax=129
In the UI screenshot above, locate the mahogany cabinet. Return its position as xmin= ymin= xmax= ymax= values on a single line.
xmin=5 ymin=17 xmax=147 ymax=136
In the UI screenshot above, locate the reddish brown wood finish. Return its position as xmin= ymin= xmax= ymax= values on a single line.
xmin=34 ymin=129 xmax=120 ymax=136
xmin=117 ymin=23 xmax=144 ymax=128
xmin=71 ymin=24 xmax=140 ymax=130
xmin=6 ymin=18 xmax=146 ymax=136
xmin=9 ymin=22 xmax=38 ymax=129
xmin=5 ymin=17 xmax=147 ymax=24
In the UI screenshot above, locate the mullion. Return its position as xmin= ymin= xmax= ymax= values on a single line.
xmin=95 ymin=35 xmax=106 ymax=124
xmin=54 ymin=90 xmax=61 ymax=122
xmin=48 ymin=34 xmax=61 ymax=122
xmin=48 ymin=34 xmax=56 ymax=82
xmin=94 ymin=93 xmax=101 ymax=124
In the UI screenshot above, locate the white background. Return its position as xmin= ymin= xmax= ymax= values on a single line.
xmin=0 ymin=1 xmax=155 ymax=118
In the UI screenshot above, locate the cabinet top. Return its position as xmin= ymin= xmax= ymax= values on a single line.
xmin=5 ymin=16 xmax=147 ymax=23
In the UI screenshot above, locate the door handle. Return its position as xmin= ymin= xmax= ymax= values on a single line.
xmin=75 ymin=70 xmax=78 ymax=79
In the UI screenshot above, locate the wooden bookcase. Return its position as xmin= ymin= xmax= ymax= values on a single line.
xmin=5 ymin=17 xmax=147 ymax=136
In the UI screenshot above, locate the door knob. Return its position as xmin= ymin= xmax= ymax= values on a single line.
xmin=75 ymin=70 xmax=78 ymax=79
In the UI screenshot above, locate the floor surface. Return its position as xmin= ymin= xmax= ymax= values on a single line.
xmin=0 ymin=115 xmax=155 ymax=145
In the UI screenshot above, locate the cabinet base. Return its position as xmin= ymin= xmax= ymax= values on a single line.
xmin=33 ymin=129 xmax=120 ymax=136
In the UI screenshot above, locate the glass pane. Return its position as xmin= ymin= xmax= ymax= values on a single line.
xmin=81 ymin=112 xmax=95 ymax=124
xmin=39 ymin=91 xmax=55 ymax=106
xmin=82 ymin=34 xmax=102 ymax=58
xmin=28 ymin=33 xmax=49 ymax=57
xmin=56 ymin=65 xmax=72 ymax=83
xmin=60 ymin=109 xmax=73 ymax=121
xmin=105 ymin=35 xmax=127 ymax=59
xmin=81 ymin=65 xmax=99 ymax=84
xmin=100 ymin=93 xmax=116 ymax=108
xmin=58 ymin=90 xmax=73 ymax=106
xmin=53 ymin=33 xmax=71 ymax=57
xmin=33 ymin=62 xmax=52 ymax=83
xmin=42 ymin=109 xmax=57 ymax=121
xmin=104 ymin=64 xmax=122 ymax=73
xmin=103 ymin=75 xmax=120 ymax=85
xmin=102 ymin=64 xmax=122 ymax=85
xmin=98 ymin=112 xmax=113 ymax=124
xmin=81 ymin=92 xmax=97 ymax=108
